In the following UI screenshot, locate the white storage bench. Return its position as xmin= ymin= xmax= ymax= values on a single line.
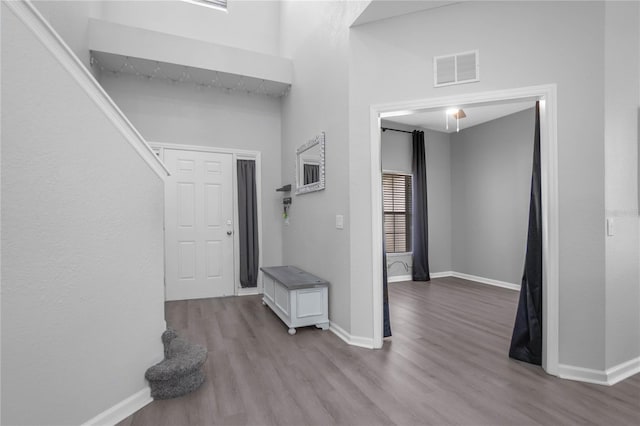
xmin=260 ymin=266 xmax=329 ymax=335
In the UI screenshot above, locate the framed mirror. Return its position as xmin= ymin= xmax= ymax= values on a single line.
xmin=296 ymin=132 xmax=325 ymax=194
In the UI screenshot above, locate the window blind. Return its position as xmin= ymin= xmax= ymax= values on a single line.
xmin=383 ymin=173 xmax=412 ymax=253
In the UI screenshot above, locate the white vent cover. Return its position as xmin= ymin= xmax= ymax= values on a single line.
xmin=434 ymin=50 xmax=479 ymax=87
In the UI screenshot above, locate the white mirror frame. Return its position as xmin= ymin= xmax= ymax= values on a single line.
xmin=295 ymin=132 xmax=325 ymax=195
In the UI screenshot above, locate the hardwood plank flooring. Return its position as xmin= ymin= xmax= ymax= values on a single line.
xmin=119 ymin=277 xmax=640 ymax=425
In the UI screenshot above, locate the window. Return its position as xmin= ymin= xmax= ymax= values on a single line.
xmin=383 ymin=172 xmax=412 ymax=253
xmin=183 ymin=0 xmax=227 ymax=11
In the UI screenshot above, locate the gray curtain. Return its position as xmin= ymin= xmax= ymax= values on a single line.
xmin=237 ymin=160 xmax=259 ymax=288
xmin=412 ymin=130 xmax=430 ymax=281
xmin=304 ymin=164 xmax=320 ymax=185
xmin=509 ymin=102 xmax=543 ymax=364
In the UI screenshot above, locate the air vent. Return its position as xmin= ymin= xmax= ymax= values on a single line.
xmin=434 ymin=50 xmax=479 ymax=87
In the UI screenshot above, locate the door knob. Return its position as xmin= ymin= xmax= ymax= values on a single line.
xmin=227 ymin=231 xmax=233 ymax=236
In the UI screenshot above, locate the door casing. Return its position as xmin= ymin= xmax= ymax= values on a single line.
xmin=368 ymin=84 xmax=559 ymax=376
xmin=150 ymin=142 xmax=263 ymax=298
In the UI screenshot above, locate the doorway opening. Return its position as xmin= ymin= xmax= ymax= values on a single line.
xmin=369 ymin=85 xmax=559 ymax=376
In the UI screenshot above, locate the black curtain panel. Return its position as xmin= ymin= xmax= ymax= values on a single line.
xmin=304 ymin=164 xmax=320 ymax=185
xmin=237 ymin=160 xmax=259 ymax=288
xmin=383 ymin=238 xmax=392 ymax=338
xmin=509 ymin=102 xmax=543 ymax=365
xmin=412 ymin=130 xmax=430 ymax=281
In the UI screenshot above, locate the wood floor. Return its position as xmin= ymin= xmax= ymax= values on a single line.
xmin=119 ymin=277 xmax=640 ymax=425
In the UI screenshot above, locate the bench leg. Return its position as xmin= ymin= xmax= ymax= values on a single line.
xmin=315 ymin=322 xmax=330 ymax=331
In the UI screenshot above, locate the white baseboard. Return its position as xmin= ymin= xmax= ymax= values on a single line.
xmin=81 ymin=387 xmax=152 ymax=426
xmin=329 ymin=322 xmax=374 ymax=349
xmin=451 ymin=271 xmax=520 ymax=291
xmin=237 ymin=287 xmax=261 ymax=296
xmin=389 ymin=272 xmax=451 ymax=282
xmin=606 ymin=356 xmax=640 ymax=385
xmin=430 ymin=271 xmax=453 ymax=279
xmin=558 ymin=364 xmax=609 ymax=385
xmin=558 ymin=356 xmax=640 ymax=386
xmin=391 ymin=271 xmax=519 ymax=290
xmin=350 ymin=334 xmax=376 ymax=349
xmin=388 ymin=274 xmax=412 ymax=283
xmin=329 ymin=321 xmax=350 ymax=344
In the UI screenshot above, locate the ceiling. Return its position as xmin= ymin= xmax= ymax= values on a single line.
xmin=91 ymin=51 xmax=291 ymax=97
xmin=384 ymin=100 xmax=536 ymax=134
xmin=351 ymin=0 xmax=460 ymax=27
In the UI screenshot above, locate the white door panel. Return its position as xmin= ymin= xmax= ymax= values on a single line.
xmin=165 ymin=149 xmax=234 ymax=301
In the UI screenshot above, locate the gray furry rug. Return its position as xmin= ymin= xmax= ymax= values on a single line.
xmin=145 ymin=329 xmax=207 ymax=399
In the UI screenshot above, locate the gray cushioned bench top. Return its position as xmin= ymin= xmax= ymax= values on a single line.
xmin=261 ymin=265 xmax=329 ymax=290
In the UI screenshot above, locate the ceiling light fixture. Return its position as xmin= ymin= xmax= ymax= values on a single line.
xmin=445 ymin=108 xmax=466 ymax=132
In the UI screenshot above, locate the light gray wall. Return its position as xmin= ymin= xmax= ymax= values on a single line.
xmin=451 ymin=108 xmax=535 ymax=285
xmin=2 ymin=7 xmax=165 ymax=425
xmin=380 ymin=121 xmax=453 ymax=277
xmin=278 ymin=0 xmax=364 ymax=332
xmin=603 ymin=1 xmax=640 ymax=369
xmin=99 ymin=73 xmax=283 ymax=271
xmin=349 ymin=1 xmax=607 ymax=369
xmin=380 ymin=125 xmax=412 ymax=173
xmin=426 ymin=129 xmax=453 ymax=275
xmin=99 ymin=0 xmax=282 ymax=57
xmin=383 ymin=109 xmax=532 ymax=285
xmin=32 ymin=0 xmax=101 ymax=73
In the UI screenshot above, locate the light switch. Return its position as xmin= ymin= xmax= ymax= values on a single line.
xmin=336 ymin=215 xmax=344 ymax=229
xmin=606 ymin=218 xmax=615 ymax=236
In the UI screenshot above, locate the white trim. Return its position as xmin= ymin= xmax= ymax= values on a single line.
xmin=390 ymin=271 xmax=519 ymax=290
xmin=386 ymin=251 xmax=411 ymax=258
xmin=538 ymin=92 xmax=560 ymax=376
xmin=370 ymin=110 xmax=384 ymax=350
xmin=388 ymin=275 xmax=412 ymax=283
xmin=5 ymin=1 xmax=169 ymax=179
xmin=370 ymin=84 xmax=559 ymax=376
xmin=181 ymin=0 xmax=228 ymax=13
xmin=329 ymin=322 xmax=350 ymax=344
xmin=329 ymin=322 xmax=375 ymax=349
xmin=237 ymin=287 xmax=261 ymax=296
xmin=382 ymin=169 xmax=412 ymax=177
xmin=450 ymin=272 xmax=520 ymax=291
xmin=149 ymin=142 xmax=263 ymax=297
xmin=558 ymin=364 xmax=609 ymax=386
xmin=0 ymin=2 xmax=3 ymax=423
xmin=80 ymin=387 xmax=152 ymax=426
xmin=606 ymin=356 xmax=640 ymax=385
xmin=429 ymin=271 xmax=453 ymax=279
xmin=148 ymin=142 xmax=261 ymax=158
xmin=558 ymin=357 xmax=640 ymax=386
xmin=350 ymin=334 xmax=376 ymax=349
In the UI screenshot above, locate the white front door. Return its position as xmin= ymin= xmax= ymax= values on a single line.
xmin=164 ymin=149 xmax=235 ymax=301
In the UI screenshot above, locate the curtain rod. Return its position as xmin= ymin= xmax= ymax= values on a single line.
xmin=381 ymin=127 xmax=414 ymax=134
